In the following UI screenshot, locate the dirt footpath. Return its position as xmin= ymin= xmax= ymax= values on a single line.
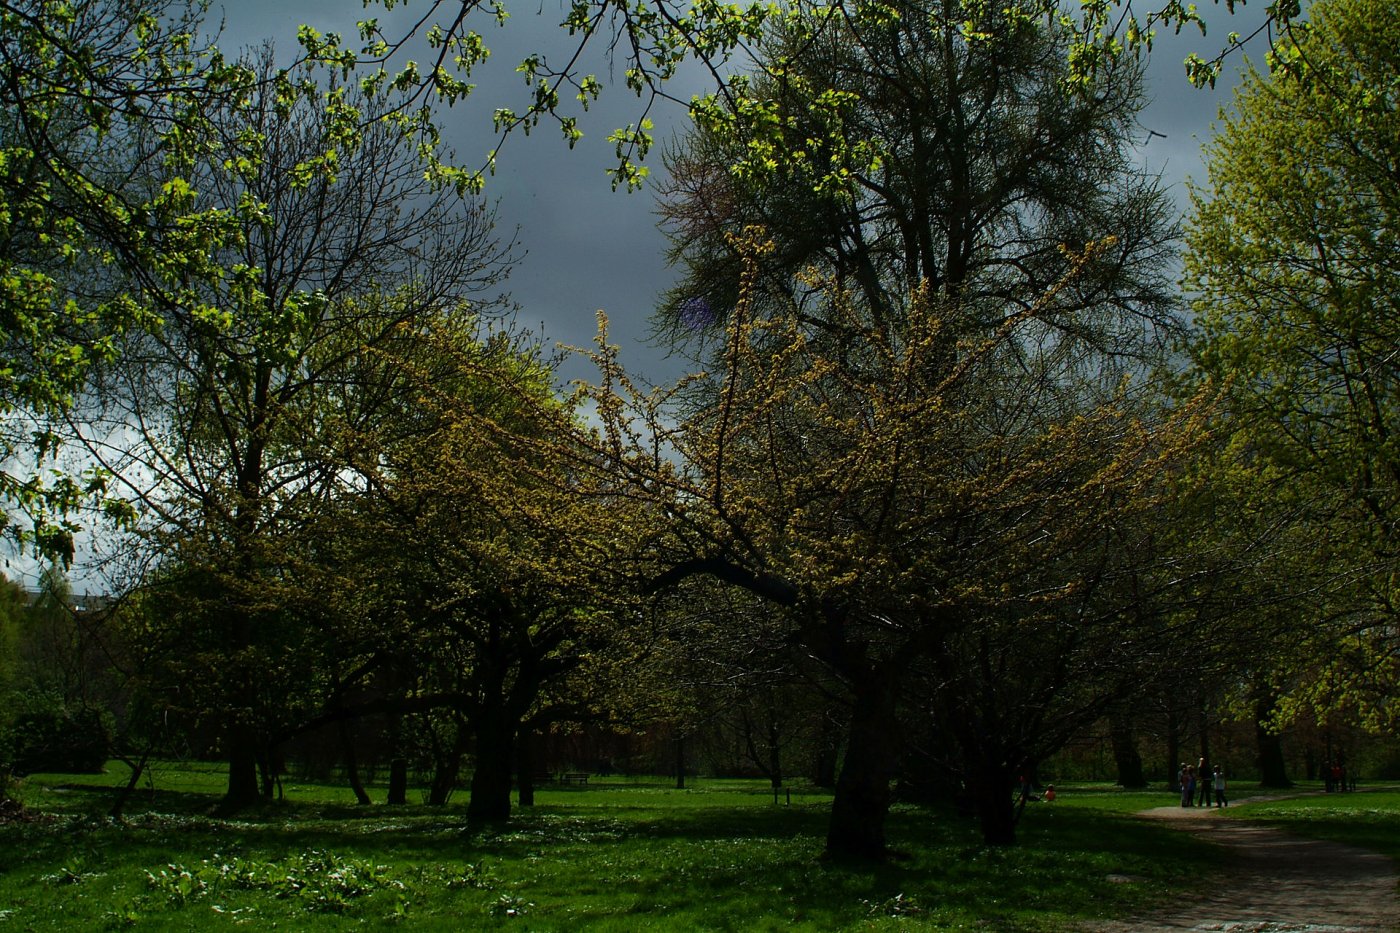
xmin=1082 ymin=797 xmax=1400 ymax=933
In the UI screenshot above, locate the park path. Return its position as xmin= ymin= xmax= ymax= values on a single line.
xmin=1081 ymin=794 xmax=1400 ymax=933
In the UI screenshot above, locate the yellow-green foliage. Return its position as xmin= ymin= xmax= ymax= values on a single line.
xmin=1185 ymin=0 xmax=1400 ymax=732
xmin=565 ymin=228 xmax=1217 ymax=706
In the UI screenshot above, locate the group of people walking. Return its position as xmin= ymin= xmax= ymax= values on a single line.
xmin=1324 ymin=757 xmax=1355 ymax=792
xmin=1178 ymin=757 xmax=1228 ymax=808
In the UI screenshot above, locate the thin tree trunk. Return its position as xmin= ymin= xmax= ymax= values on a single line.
xmin=340 ymin=721 xmax=372 ymax=806
xmin=428 ymin=720 xmax=467 ymax=806
xmin=517 ymin=732 xmax=536 ymax=809
xmin=767 ymin=717 xmax=783 ymax=791
xmin=257 ymin=748 xmax=278 ymax=801
xmin=109 ymin=746 xmax=152 ymax=819
xmin=1110 ymin=712 xmax=1146 ymax=789
xmin=386 ymin=714 xmax=407 ymax=805
xmin=1164 ymin=704 xmax=1181 ymax=790
xmin=814 ymin=707 xmax=840 ymax=788
xmin=387 ymin=757 xmax=408 ymax=805
xmin=1255 ymin=691 xmax=1292 ymax=788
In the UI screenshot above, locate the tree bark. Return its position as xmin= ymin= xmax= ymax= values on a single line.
xmin=825 ymin=680 xmax=899 ymax=860
xmin=814 ymin=708 xmax=841 ymax=788
xmin=1255 ymin=692 xmax=1292 ymax=788
xmin=767 ymin=717 xmax=783 ymax=791
xmin=387 ymin=714 xmax=408 ymax=805
xmin=387 ymin=757 xmax=408 ymax=806
xmin=109 ymin=747 xmax=152 ymax=819
xmin=971 ymin=758 xmax=1018 ymax=846
xmin=1110 ymin=713 xmax=1147 ymax=789
xmin=427 ymin=722 xmax=467 ymax=806
xmin=1164 ymin=703 xmax=1181 ymax=790
xmin=517 ymin=733 xmax=536 ymax=809
xmin=221 ymin=720 xmax=262 ymax=812
xmin=340 ymin=721 xmax=372 ymax=806
xmin=466 ymin=705 xmax=516 ymax=826
xmin=220 ymin=605 xmax=262 ymax=812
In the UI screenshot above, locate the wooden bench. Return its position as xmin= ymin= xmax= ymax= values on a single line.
xmin=561 ymin=771 xmax=591 ymax=785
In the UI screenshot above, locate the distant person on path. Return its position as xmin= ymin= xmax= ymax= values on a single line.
xmin=1197 ymin=757 xmax=1211 ymax=807
xmin=1181 ymin=764 xmax=1196 ymax=807
xmin=1213 ymin=766 xmax=1228 ymax=807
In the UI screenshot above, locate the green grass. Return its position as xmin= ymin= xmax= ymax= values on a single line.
xmin=1037 ymin=782 xmax=1173 ymax=815
xmin=4 ymin=766 xmax=1388 ymax=931
xmin=1220 ymin=788 xmax=1400 ymax=860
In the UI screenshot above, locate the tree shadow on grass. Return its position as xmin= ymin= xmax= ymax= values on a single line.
xmin=1 ymin=781 xmax=1214 ymax=931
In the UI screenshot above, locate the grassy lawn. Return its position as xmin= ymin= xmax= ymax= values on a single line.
xmin=1220 ymin=787 xmax=1400 ymax=860
xmin=2 ymin=767 xmax=1387 ymax=931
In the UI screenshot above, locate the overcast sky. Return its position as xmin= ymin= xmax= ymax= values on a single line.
xmin=213 ymin=0 xmax=1253 ymax=388
xmin=3 ymin=2 xmax=1268 ymax=590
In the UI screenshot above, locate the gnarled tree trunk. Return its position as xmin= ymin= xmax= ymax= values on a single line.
xmin=825 ymin=679 xmax=900 ymax=860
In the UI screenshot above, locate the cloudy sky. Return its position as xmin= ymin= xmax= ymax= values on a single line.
xmin=214 ymin=0 xmax=1255 ymax=387
xmin=4 ymin=1 xmax=1270 ymax=590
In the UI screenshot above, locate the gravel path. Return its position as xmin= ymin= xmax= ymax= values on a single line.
xmin=1083 ymin=797 xmax=1400 ymax=933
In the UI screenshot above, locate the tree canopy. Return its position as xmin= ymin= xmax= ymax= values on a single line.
xmin=1184 ymin=0 xmax=1400 ymax=731
xmin=67 ymin=47 xmax=514 ymax=808
xmin=656 ymin=0 xmax=1179 ymax=354
xmin=299 ymin=0 xmax=1302 ymax=192
xmin=0 ymin=0 xmax=258 ymax=558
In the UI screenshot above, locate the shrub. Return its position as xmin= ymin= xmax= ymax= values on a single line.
xmin=3 ymin=708 xmax=109 ymax=775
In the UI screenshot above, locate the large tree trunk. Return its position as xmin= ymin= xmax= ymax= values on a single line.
xmin=466 ymin=701 xmax=516 ymax=826
xmin=221 ymin=467 xmax=269 ymax=812
xmin=825 ymin=681 xmax=899 ymax=860
xmin=220 ymin=608 xmax=263 ymax=811
xmin=221 ymin=719 xmax=262 ymax=812
xmin=1110 ymin=713 xmax=1147 ymax=789
xmin=971 ymin=758 xmax=1017 ymax=846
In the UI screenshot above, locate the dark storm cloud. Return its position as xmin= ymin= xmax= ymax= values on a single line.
xmin=213 ymin=2 xmax=1261 ymax=385
xmin=215 ymin=0 xmax=700 ymax=385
